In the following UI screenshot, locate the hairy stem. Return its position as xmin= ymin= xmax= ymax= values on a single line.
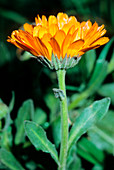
xmin=56 ymin=70 xmax=68 ymax=170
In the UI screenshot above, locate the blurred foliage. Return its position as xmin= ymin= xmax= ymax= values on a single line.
xmin=0 ymin=0 xmax=114 ymax=169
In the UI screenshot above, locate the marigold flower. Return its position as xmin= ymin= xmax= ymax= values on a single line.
xmin=7 ymin=12 xmax=109 ymax=69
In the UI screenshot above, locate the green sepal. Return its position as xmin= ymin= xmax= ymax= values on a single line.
xmin=36 ymin=53 xmax=81 ymax=70
xmin=36 ymin=56 xmax=53 ymax=69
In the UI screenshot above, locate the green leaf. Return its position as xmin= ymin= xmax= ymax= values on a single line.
xmin=9 ymin=91 xmax=15 ymax=113
xmin=15 ymin=99 xmax=34 ymax=145
xmin=67 ymin=145 xmax=82 ymax=170
xmin=24 ymin=120 xmax=59 ymax=165
xmin=0 ymin=92 xmax=15 ymax=120
xmin=107 ymin=50 xmax=114 ymax=74
xmin=33 ymin=108 xmax=47 ymax=125
xmin=44 ymin=93 xmax=59 ymax=122
xmin=92 ymin=164 xmax=103 ymax=170
xmin=0 ymin=97 xmax=13 ymax=149
xmin=25 ymin=161 xmax=38 ymax=170
xmin=0 ymin=120 xmax=1 ymax=130
xmin=88 ymin=59 xmax=108 ymax=89
xmin=77 ymin=137 xmax=104 ymax=164
xmin=98 ymin=83 xmax=114 ymax=105
xmin=0 ymin=42 xmax=11 ymax=67
xmin=98 ymin=37 xmax=114 ymax=60
xmin=17 ymin=51 xmax=32 ymax=61
xmin=0 ymin=148 xmax=24 ymax=170
xmin=68 ymin=59 xmax=108 ymax=111
xmin=0 ymin=8 xmax=28 ymax=24
xmin=68 ymin=98 xmax=110 ymax=152
xmin=85 ymin=49 xmax=96 ymax=77
xmin=52 ymin=116 xmax=61 ymax=148
xmin=0 ymin=125 xmax=13 ymax=149
xmin=88 ymin=110 xmax=114 ymax=154
xmin=0 ymin=99 xmax=8 ymax=120
xmin=88 ymin=39 xmax=113 ymax=88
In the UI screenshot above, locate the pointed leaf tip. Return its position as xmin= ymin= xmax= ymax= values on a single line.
xmin=68 ymin=97 xmax=111 ymax=153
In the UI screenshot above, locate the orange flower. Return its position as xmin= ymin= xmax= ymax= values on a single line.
xmin=7 ymin=12 xmax=109 ymax=63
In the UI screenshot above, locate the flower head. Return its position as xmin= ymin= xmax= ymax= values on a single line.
xmin=7 ymin=12 xmax=109 ymax=69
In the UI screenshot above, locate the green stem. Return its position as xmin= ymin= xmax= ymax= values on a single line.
xmin=56 ymin=70 xmax=69 ymax=170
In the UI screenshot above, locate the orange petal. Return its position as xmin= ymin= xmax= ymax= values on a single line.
xmin=71 ymin=22 xmax=81 ymax=41
xmin=84 ymin=23 xmax=99 ymax=47
xmin=33 ymin=25 xmax=42 ymax=37
xmin=71 ymin=28 xmax=79 ymax=42
xmin=90 ymin=37 xmax=109 ymax=46
xmin=80 ymin=45 xmax=100 ymax=52
xmin=48 ymin=15 xmax=57 ymax=26
xmin=42 ymin=15 xmax=47 ymax=27
xmin=81 ymin=21 xmax=86 ymax=27
xmin=16 ymin=30 xmax=37 ymax=49
xmin=62 ymin=16 xmax=77 ymax=34
xmin=23 ymin=23 xmax=34 ymax=34
xmin=41 ymin=33 xmax=52 ymax=59
xmin=11 ymin=30 xmax=33 ymax=48
xmin=68 ymin=39 xmax=84 ymax=50
xmin=34 ymin=37 xmax=49 ymax=59
xmin=67 ymin=39 xmax=84 ymax=57
xmin=62 ymin=23 xmax=74 ymax=34
xmin=85 ymin=22 xmax=98 ymax=39
xmin=81 ymin=20 xmax=92 ymax=30
xmin=68 ymin=16 xmax=77 ymax=24
xmin=57 ymin=12 xmax=64 ymax=20
xmin=73 ymin=28 xmax=81 ymax=41
xmin=7 ymin=38 xmax=39 ymax=56
xmin=81 ymin=20 xmax=92 ymax=38
xmin=54 ymin=30 xmax=66 ymax=49
xmin=38 ymin=27 xmax=48 ymax=39
xmin=35 ymin=15 xmax=42 ymax=25
xmin=99 ymin=29 xmax=106 ymax=37
xmin=61 ymin=34 xmax=73 ymax=58
xmin=57 ymin=13 xmax=68 ymax=29
xmin=97 ymin=24 xmax=104 ymax=31
xmin=49 ymin=24 xmax=59 ymax=36
xmin=67 ymin=25 xmax=76 ymax=35
xmin=83 ymin=29 xmax=106 ymax=47
xmin=49 ymin=37 xmax=60 ymax=58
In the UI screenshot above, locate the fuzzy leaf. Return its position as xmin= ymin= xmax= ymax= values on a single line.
xmin=9 ymin=91 xmax=15 ymax=113
xmin=85 ymin=49 xmax=96 ymax=77
xmin=0 ymin=8 xmax=28 ymax=24
xmin=33 ymin=108 xmax=47 ymax=125
xmin=52 ymin=116 xmax=61 ymax=148
xmin=77 ymin=137 xmax=104 ymax=164
xmin=92 ymin=164 xmax=103 ymax=170
xmin=68 ymin=60 xmax=108 ymax=110
xmin=88 ymin=59 xmax=107 ymax=89
xmin=88 ymin=110 xmax=114 ymax=154
xmin=0 ymin=42 xmax=11 ymax=66
xmin=68 ymin=98 xmax=110 ymax=152
xmin=24 ymin=120 xmax=59 ymax=165
xmin=0 ymin=126 xmax=13 ymax=149
xmin=0 ymin=100 xmax=8 ymax=120
xmin=0 ymin=148 xmax=24 ymax=170
xmin=107 ymin=51 xmax=114 ymax=74
xmin=67 ymin=145 xmax=82 ymax=170
xmin=98 ymin=83 xmax=114 ymax=105
xmin=15 ymin=99 xmax=34 ymax=144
